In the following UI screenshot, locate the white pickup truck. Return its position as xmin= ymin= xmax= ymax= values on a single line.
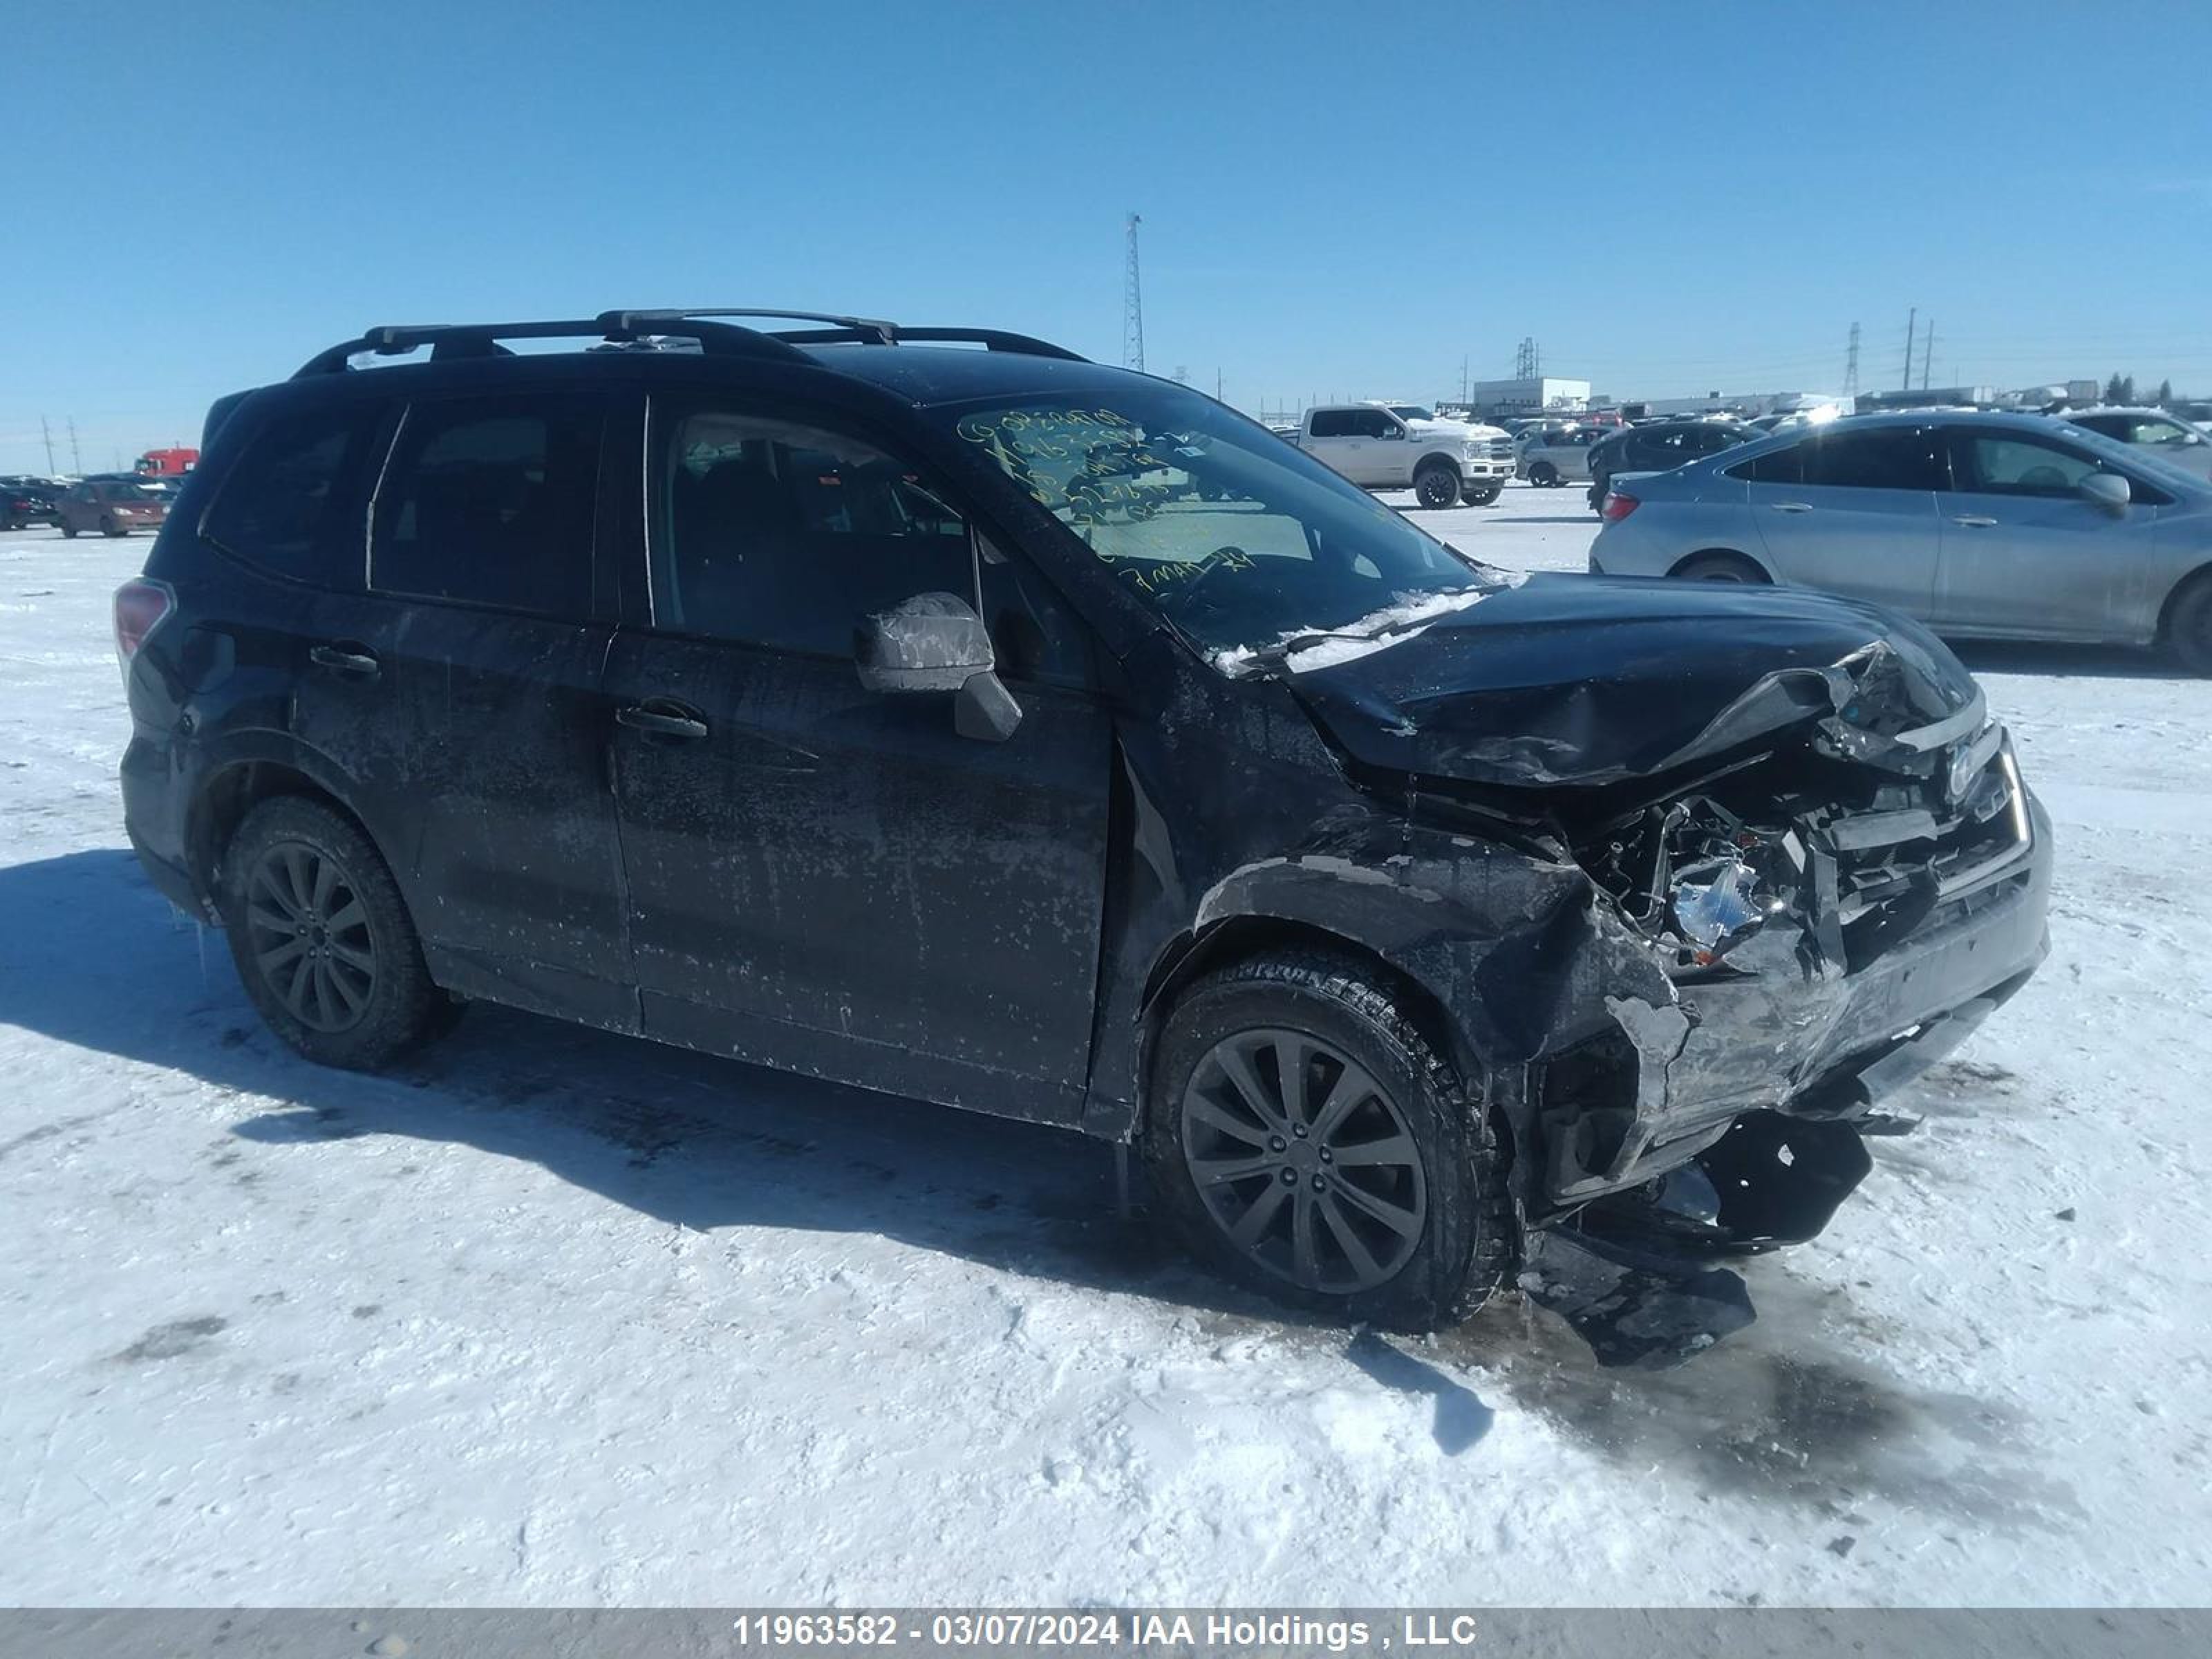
xmin=1287 ymin=402 xmax=1515 ymax=508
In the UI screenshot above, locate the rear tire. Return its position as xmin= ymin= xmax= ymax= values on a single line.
xmin=1143 ymin=951 xmax=1512 ymax=1333
xmin=219 ymin=796 xmax=451 ymax=1071
xmin=1528 ymin=461 xmax=1559 ymax=487
xmin=1672 ymin=550 xmax=1770 ymax=583
xmin=59 ymin=521 xmax=77 ymax=539
xmin=2164 ymin=570 xmax=2212 ymax=674
xmin=1414 ymin=466 xmax=1461 ymax=509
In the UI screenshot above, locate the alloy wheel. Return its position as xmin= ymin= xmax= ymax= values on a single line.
xmin=1179 ymin=1027 xmax=1428 ymax=1294
xmin=243 ymin=841 xmax=377 ymax=1033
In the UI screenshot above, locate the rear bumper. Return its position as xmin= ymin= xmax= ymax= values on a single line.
xmin=1539 ymin=793 xmax=2054 ymax=1206
xmin=121 ymin=729 xmax=207 ymax=917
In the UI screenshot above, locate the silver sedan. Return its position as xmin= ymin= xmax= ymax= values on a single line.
xmin=1588 ymin=411 xmax=2212 ymax=671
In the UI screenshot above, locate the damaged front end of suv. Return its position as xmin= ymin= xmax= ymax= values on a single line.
xmin=1276 ymin=577 xmax=2053 ymax=1315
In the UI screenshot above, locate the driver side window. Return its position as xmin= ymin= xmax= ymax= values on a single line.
xmin=1951 ymin=433 xmax=2104 ymax=500
xmin=653 ymin=408 xmax=977 ymax=657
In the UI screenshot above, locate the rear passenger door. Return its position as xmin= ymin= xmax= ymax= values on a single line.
xmin=601 ymin=398 xmax=1112 ymax=1123
xmin=1741 ymin=425 xmax=1946 ymax=615
xmin=290 ymin=386 xmax=635 ymax=1030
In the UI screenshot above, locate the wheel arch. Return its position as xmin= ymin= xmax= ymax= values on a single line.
xmin=2155 ymin=559 xmax=2212 ymax=641
xmin=1136 ymin=913 xmax=1494 ymax=1143
xmin=186 ymin=741 xmax=393 ymax=906
xmin=1667 ymin=545 xmax=1775 ymax=582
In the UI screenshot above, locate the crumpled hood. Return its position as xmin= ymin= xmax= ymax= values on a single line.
xmin=1290 ymin=573 xmax=1980 ymax=791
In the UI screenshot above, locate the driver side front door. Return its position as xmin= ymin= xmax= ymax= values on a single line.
xmin=603 ymin=400 xmax=1114 ymax=1122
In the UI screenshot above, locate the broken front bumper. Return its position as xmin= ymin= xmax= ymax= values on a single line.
xmin=1537 ymin=789 xmax=2053 ymax=1210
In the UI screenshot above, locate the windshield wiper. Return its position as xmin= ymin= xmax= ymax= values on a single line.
xmin=1241 ymin=629 xmax=1370 ymax=671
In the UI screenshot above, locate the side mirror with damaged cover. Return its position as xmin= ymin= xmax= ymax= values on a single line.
xmin=854 ymin=591 xmax=1022 ymax=742
xmin=2079 ymin=471 xmax=2132 ymax=514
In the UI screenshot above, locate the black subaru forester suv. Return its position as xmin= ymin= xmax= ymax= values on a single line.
xmin=119 ymin=309 xmax=2052 ymax=1331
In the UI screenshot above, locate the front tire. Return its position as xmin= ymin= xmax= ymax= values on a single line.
xmin=1414 ymin=466 xmax=1461 ymax=509
xmin=1528 ymin=461 xmax=1559 ymax=488
xmin=2164 ymin=570 xmax=2212 ymax=674
xmin=219 ymin=796 xmax=451 ymax=1070
xmin=1144 ymin=951 xmax=1511 ymax=1332
xmin=1466 ymin=484 xmax=1501 ymax=507
xmin=100 ymin=516 xmax=126 ymax=538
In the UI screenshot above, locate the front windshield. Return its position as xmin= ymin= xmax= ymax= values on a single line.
xmin=947 ymin=386 xmax=1504 ymax=666
xmin=1388 ymin=405 xmax=1434 ymax=421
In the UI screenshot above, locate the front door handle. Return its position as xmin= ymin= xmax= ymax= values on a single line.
xmin=1951 ymin=514 xmax=1998 ymax=528
xmin=1770 ymin=502 xmax=1815 ymax=514
xmin=617 ymin=702 xmax=709 ymax=740
xmin=308 ymin=643 xmax=380 ymax=678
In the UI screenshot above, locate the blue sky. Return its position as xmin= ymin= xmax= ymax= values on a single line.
xmin=7 ymin=1 xmax=2211 ymax=471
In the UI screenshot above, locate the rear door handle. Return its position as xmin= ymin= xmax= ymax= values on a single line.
xmin=616 ymin=702 xmax=710 ymax=740
xmin=308 ymin=643 xmax=380 ymax=678
xmin=1770 ymin=502 xmax=1815 ymax=514
xmin=1951 ymin=514 xmax=1998 ymax=528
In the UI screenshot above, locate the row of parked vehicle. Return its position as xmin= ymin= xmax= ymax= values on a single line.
xmin=2 ymin=472 xmax=178 ymax=536
xmin=1275 ymin=396 xmax=2212 ymax=668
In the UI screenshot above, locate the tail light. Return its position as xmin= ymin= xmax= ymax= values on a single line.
xmin=1601 ymin=489 xmax=1640 ymax=523
xmin=113 ymin=577 xmax=174 ymax=666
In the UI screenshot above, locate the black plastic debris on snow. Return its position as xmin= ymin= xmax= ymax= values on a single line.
xmin=1517 ymin=1226 xmax=1756 ymax=1371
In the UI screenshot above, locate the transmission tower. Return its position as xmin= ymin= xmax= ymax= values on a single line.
xmin=1922 ymin=319 xmax=1934 ymax=391
xmin=1123 ymin=213 xmax=1145 ymax=373
xmin=1514 ymin=336 xmax=1540 ymax=379
xmin=1844 ymin=323 xmax=1860 ymax=393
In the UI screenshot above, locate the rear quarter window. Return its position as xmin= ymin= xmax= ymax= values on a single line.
xmin=201 ymin=403 xmax=386 ymax=585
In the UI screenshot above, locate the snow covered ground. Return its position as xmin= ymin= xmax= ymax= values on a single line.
xmin=3 ymin=485 xmax=2209 ymax=1609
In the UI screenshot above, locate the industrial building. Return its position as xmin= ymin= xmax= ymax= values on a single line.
xmin=1463 ymin=377 xmax=1592 ymax=418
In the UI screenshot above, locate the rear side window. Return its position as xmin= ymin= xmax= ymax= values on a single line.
xmin=202 ymin=404 xmax=383 ymax=584
xmin=1308 ymin=409 xmax=1354 ymax=438
xmin=371 ymin=394 xmax=602 ymax=617
xmin=1804 ymin=428 xmax=1944 ymax=491
xmin=1731 ymin=444 xmax=1804 ymax=484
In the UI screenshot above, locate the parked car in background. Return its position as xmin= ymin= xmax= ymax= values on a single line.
xmin=2056 ymin=407 xmax=2212 ymax=481
xmin=1585 ymin=418 xmax=1753 ymax=511
xmin=57 ymin=476 xmax=169 ymax=538
xmin=1589 ymin=411 xmax=2212 ymax=671
xmin=1289 ymin=402 xmax=1515 ymax=507
xmin=1 ymin=477 xmax=64 ymax=530
xmin=116 ymin=306 xmax=2051 ymax=1331
xmin=1517 ymin=424 xmax=1602 ymax=487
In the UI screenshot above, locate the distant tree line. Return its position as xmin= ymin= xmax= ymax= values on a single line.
xmin=2103 ymin=374 xmax=2182 ymax=406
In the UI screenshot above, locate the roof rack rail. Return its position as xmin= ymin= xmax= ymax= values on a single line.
xmin=292 ymin=315 xmax=810 ymax=378
xmin=290 ymin=309 xmax=1090 ymax=379
xmin=607 ymin=309 xmax=1087 ymax=362
xmin=601 ymin=308 xmax=901 ymax=345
